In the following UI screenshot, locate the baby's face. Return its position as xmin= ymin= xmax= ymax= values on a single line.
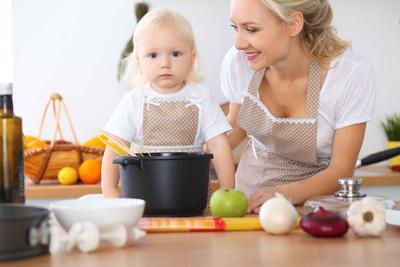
xmin=137 ymin=24 xmax=195 ymax=94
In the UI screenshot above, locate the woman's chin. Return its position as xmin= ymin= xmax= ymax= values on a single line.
xmin=248 ymin=62 xmax=267 ymax=71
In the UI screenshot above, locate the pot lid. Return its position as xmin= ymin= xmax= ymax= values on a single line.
xmin=304 ymin=178 xmax=396 ymax=216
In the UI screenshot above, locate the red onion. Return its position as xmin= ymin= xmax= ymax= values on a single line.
xmin=300 ymin=207 xmax=349 ymax=237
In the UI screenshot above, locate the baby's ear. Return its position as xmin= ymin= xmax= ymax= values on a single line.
xmin=135 ymin=56 xmax=142 ymax=72
xmin=191 ymin=52 xmax=197 ymax=66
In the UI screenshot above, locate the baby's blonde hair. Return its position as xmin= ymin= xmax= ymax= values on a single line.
xmin=120 ymin=8 xmax=204 ymax=88
xmin=260 ymin=0 xmax=350 ymax=62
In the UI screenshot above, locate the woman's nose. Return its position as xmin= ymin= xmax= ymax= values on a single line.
xmin=234 ymin=32 xmax=249 ymax=50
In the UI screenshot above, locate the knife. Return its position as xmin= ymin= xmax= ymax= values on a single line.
xmin=355 ymin=147 xmax=400 ymax=168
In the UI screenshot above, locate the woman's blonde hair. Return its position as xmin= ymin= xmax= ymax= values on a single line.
xmin=120 ymin=8 xmax=204 ymax=88
xmin=260 ymin=0 xmax=350 ymax=62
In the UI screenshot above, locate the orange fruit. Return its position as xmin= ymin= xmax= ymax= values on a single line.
xmin=78 ymin=159 xmax=102 ymax=184
xmin=23 ymin=135 xmax=37 ymax=148
xmin=23 ymin=135 xmax=47 ymax=150
xmin=27 ymin=139 xmax=47 ymax=148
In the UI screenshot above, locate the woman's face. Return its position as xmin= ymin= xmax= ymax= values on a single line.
xmin=230 ymin=0 xmax=292 ymax=70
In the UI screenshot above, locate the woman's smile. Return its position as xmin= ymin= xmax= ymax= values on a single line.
xmin=245 ymin=51 xmax=261 ymax=61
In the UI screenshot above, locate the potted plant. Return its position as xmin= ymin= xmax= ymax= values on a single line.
xmin=117 ymin=2 xmax=149 ymax=81
xmin=380 ymin=113 xmax=400 ymax=168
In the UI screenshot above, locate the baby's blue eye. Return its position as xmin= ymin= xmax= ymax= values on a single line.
xmin=172 ymin=51 xmax=181 ymax=57
xmin=148 ymin=52 xmax=157 ymax=58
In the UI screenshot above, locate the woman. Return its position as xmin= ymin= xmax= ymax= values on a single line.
xmin=221 ymin=0 xmax=375 ymax=213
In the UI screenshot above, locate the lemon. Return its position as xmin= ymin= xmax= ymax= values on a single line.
xmin=58 ymin=167 xmax=79 ymax=185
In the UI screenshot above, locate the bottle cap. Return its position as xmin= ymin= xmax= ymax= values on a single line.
xmin=0 ymin=83 xmax=13 ymax=95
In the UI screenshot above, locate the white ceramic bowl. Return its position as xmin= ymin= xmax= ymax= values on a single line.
xmin=50 ymin=198 xmax=145 ymax=231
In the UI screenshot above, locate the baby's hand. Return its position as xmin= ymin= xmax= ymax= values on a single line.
xmin=103 ymin=190 xmax=121 ymax=199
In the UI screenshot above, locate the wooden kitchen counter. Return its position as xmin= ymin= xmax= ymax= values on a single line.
xmin=25 ymin=165 xmax=400 ymax=199
xmin=5 ymin=218 xmax=400 ymax=267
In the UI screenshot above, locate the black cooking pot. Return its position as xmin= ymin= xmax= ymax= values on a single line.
xmin=113 ymin=152 xmax=213 ymax=217
xmin=0 ymin=204 xmax=50 ymax=261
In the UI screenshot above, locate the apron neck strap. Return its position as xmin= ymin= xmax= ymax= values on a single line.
xmin=304 ymin=59 xmax=322 ymax=118
xmin=248 ymin=69 xmax=265 ymax=96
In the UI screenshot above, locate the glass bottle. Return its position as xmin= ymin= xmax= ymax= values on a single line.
xmin=0 ymin=83 xmax=24 ymax=203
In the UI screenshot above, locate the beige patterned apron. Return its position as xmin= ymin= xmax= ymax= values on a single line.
xmin=132 ymin=93 xmax=203 ymax=154
xmin=236 ymin=60 xmax=330 ymax=196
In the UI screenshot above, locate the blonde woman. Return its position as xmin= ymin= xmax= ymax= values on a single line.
xmin=221 ymin=0 xmax=376 ymax=213
xmin=102 ymin=9 xmax=235 ymax=198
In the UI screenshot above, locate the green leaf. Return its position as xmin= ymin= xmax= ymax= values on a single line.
xmin=380 ymin=113 xmax=400 ymax=141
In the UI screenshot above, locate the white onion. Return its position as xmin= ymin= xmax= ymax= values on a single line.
xmin=259 ymin=193 xmax=298 ymax=235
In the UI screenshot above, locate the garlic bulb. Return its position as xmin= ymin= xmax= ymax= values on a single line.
xmin=347 ymin=197 xmax=386 ymax=237
xmin=259 ymin=193 xmax=298 ymax=235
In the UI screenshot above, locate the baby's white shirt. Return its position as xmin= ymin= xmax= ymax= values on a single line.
xmin=104 ymin=83 xmax=231 ymax=147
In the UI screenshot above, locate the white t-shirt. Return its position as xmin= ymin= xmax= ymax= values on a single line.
xmin=104 ymin=82 xmax=231 ymax=147
xmin=220 ymin=47 xmax=376 ymax=158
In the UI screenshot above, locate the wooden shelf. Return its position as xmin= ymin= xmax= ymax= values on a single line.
xmin=25 ymin=179 xmax=221 ymax=199
xmin=25 ymin=165 xmax=400 ymax=199
xmin=354 ymin=165 xmax=400 ymax=186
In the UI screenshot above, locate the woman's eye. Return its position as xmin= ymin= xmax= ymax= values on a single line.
xmin=230 ymin=24 xmax=238 ymax=32
xmin=148 ymin=52 xmax=157 ymax=58
xmin=246 ymin=27 xmax=257 ymax=33
xmin=172 ymin=51 xmax=181 ymax=57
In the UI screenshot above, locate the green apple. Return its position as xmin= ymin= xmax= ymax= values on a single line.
xmin=210 ymin=188 xmax=248 ymax=217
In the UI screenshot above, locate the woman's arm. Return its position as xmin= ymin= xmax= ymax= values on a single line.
xmin=206 ymin=133 xmax=236 ymax=188
xmin=226 ymin=102 xmax=247 ymax=149
xmin=101 ymin=146 xmax=121 ymax=198
xmin=247 ymin=122 xmax=366 ymax=213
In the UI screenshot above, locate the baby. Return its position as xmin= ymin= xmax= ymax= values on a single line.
xmin=101 ymin=8 xmax=235 ymax=197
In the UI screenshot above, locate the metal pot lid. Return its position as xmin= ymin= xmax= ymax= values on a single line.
xmin=334 ymin=178 xmax=367 ymax=199
xmin=304 ymin=178 xmax=396 ymax=215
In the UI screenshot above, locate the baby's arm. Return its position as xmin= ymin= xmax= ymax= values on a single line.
xmin=101 ymin=146 xmax=121 ymax=198
xmin=206 ymin=133 xmax=235 ymax=189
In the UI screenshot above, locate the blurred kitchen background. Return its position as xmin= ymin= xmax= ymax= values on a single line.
xmin=1 ymin=0 xmax=400 ymax=156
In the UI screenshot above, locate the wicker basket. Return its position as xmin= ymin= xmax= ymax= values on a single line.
xmin=24 ymin=93 xmax=105 ymax=184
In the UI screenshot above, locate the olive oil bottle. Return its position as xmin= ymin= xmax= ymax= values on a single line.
xmin=0 ymin=83 xmax=24 ymax=203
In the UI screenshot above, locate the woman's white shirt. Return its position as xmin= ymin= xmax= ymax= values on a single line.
xmin=220 ymin=47 xmax=376 ymax=158
xmin=104 ymin=83 xmax=231 ymax=147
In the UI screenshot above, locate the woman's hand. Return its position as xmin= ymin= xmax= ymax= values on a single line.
xmin=247 ymin=187 xmax=278 ymax=214
xmin=253 ymin=123 xmax=367 ymax=206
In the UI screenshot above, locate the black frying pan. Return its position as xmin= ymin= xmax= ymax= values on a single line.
xmin=0 ymin=204 xmax=50 ymax=261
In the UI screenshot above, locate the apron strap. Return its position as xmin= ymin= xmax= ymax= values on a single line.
xmin=248 ymin=69 xmax=266 ymax=96
xmin=304 ymin=60 xmax=322 ymax=118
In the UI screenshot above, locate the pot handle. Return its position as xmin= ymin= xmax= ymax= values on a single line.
xmin=112 ymin=157 xmax=144 ymax=170
xmin=29 ymin=219 xmax=51 ymax=248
